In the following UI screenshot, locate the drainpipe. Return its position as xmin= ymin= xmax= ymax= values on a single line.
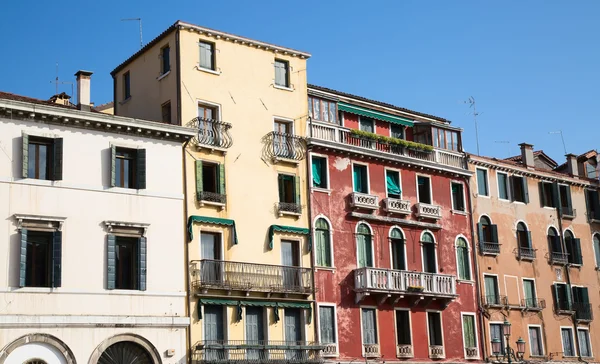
xmin=182 ymin=138 xmax=192 ymax=364
xmin=306 ymin=146 xmax=320 ymax=346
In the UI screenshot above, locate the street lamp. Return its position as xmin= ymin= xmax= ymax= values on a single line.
xmin=491 ymin=319 xmax=525 ymax=363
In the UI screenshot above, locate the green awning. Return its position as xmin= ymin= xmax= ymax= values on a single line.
xmin=268 ymin=225 xmax=311 ymax=250
xmin=187 ymin=215 xmax=238 ymax=244
xmin=338 ymin=102 xmax=414 ymax=127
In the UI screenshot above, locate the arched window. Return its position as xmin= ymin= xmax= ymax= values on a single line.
xmin=516 ymin=222 xmax=533 ymax=260
xmin=594 ymin=234 xmax=600 ymax=268
xmin=356 ymin=223 xmax=373 ymax=268
xmin=547 ymin=227 xmax=563 ymax=263
xmin=563 ymin=230 xmax=582 ymax=265
xmin=421 ymin=232 xmax=437 ymax=273
xmin=479 ymin=216 xmax=493 ymax=242
xmin=390 ymin=227 xmax=405 ymax=270
xmin=456 ymin=237 xmax=471 ymax=280
xmin=315 ymin=218 xmax=332 ymax=267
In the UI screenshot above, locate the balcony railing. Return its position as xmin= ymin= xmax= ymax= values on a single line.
xmin=264 ymin=132 xmax=306 ymax=161
xmin=482 ymin=294 xmax=507 ymax=307
xmin=198 ymin=191 xmax=227 ymax=206
xmin=308 ymin=122 xmax=466 ymax=170
xmin=479 ymin=242 xmax=500 ymax=255
xmin=191 ymin=259 xmax=313 ymax=295
xmin=354 ymin=267 xmax=457 ymax=297
xmin=550 ymin=251 xmax=568 ymax=265
xmin=465 ymin=347 xmax=479 ymax=360
xmin=193 ymin=340 xmax=323 ymax=364
xmin=321 ymin=344 xmax=337 ymax=357
xmin=363 ymin=344 xmax=380 ymax=358
xmin=429 ymin=345 xmax=445 ymax=359
xmin=573 ymin=302 xmax=593 ymax=322
xmin=521 ymin=298 xmax=546 ymax=311
xmin=518 ymin=247 xmax=536 ymax=261
xmin=188 ymin=117 xmax=233 ymax=149
xmin=278 ymin=202 xmax=302 ymax=216
xmin=396 ymin=344 xmax=413 ymax=358
xmin=383 ymin=198 xmax=411 ymax=214
xmin=350 ymin=192 xmax=379 ymax=210
xmin=416 ymin=202 xmax=442 ymax=219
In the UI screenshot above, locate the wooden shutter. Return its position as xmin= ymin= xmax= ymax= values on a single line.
xmin=551 ymin=182 xmax=560 ymax=212
xmin=463 ymin=315 xmax=476 ymax=347
xmin=362 ymin=309 xmax=376 ymax=344
xmin=477 ymin=223 xmax=483 ymax=243
xmin=566 ymin=284 xmax=573 ymax=310
xmin=564 ymin=186 xmax=573 ymax=212
xmin=107 ymin=235 xmax=116 ymax=290
xmin=357 ymin=234 xmax=366 ymax=268
xmin=320 ymin=307 xmax=334 ymax=344
xmin=573 ymin=238 xmax=583 ymax=265
xmin=110 ymin=145 xmax=116 ymax=187
xmin=52 ymin=230 xmax=62 ymax=288
xmin=365 ymin=235 xmax=373 ymax=267
xmin=539 ymin=182 xmax=546 ymax=206
xmin=552 ymin=284 xmax=560 ymax=310
xmin=581 ymin=287 xmax=590 ymax=304
xmin=195 ymin=160 xmax=203 ymax=201
xmin=522 ymin=177 xmax=530 ymax=203
xmin=136 ymin=149 xmax=146 ymax=189
xmin=278 ymin=174 xmax=285 ymax=202
xmin=19 ymin=229 xmax=28 ymax=287
xmin=53 ymin=138 xmax=63 ymax=181
xmin=218 ymin=164 xmax=226 ymax=195
xmin=508 ymin=176 xmax=515 ymax=201
xmin=138 ymin=237 xmax=147 ymax=291
xmin=22 ymin=133 xmax=29 ymax=178
xmin=295 ymin=175 xmax=301 ymax=204
xmin=490 ymin=225 xmax=499 ymax=243
xmin=526 ymin=231 xmax=532 ymax=248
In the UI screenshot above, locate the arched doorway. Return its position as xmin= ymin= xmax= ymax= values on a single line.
xmin=98 ymin=342 xmax=152 ymax=364
xmin=0 ymin=334 xmax=75 ymax=364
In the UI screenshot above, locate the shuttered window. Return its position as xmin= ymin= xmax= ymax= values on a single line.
xmin=361 ymin=308 xmax=377 ymax=344
xmin=312 ymin=156 xmax=328 ymax=189
xmin=395 ymin=310 xmax=411 ymax=345
xmin=427 ymin=312 xmax=443 ymax=346
xmin=511 ymin=175 xmax=529 ymax=203
xmin=553 ymin=283 xmax=572 ymax=311
xmin=319 ymin=306 xmax=336 ymax=344
xmin=19 ymin=229 xmax=62 ymax=288
xmin=594 ymin=234 xmax=600 ymax=268
xmin=523 ymin=279 xmax=536 ymax=307
xmin=386 ymin=170 xmax=401 ymax=199
xmin=195 ymin=160 xmax=226 ymax=202
xmin=417 ymin=176 xmax=432 ymax=204
xmin=497 ymin=172 xmax=509 ymax=200
xmin=274 ymin=59 xmax=289 ymax=87
xmin=578 ymin=329 xmax=592 ymax=357
xmin=199 ymin=41 xmax=216 ymax=70
xmin=476 ymin=169 xmax=488 ymax=196
xmin=561 ymin=328 xmax=575 ymax=357
xmin=390 ymin=228 xmax=406 ymax=270
xmin=161 ymin=45 xmax=170 ymax=74
xmin=111 ymin=146 xmax=146 ymax=189
xmin=529 ymin=326 xmax=543 ymax=356
xmin=107 ymin=235 xmax=146 ymax=291
xmin=484 ymin=276 xmax=499 ymax=305
xmin=315 ymin=218 xmax=332 ymax=267
xmin=451 ymin=182 xmax=465 ymax=211
xmin=564 ymin=231 xmax=582 ymax=265
xmin=356 ymin=224 xmax=373 ymax=268
xmin=456 ymin=238 xmax=471 ymax=280
xmin=353 ymin=164 xmax=369 ymax=194
xmin=22 ymin=133 xmax=63 ymax=181
xmin=462 ymin=314 xmax=476 ymax=349
xmin=490 ymin=324 xmax=505 ymax=355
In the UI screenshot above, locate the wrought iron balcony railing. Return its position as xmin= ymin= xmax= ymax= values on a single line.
xmin=350 ymin=192 xmax=379 ymax=210
xmin=188 ymin=117 xmax=233 ymax=149
xmin=479 ymin=242 xmax=501 ymax=255
xmin=191 ymin=259 xmax=313 ymax=295
xmin=429 ymin=345 xmax=445 ymax=359
xmin=550 ymin=251 xmax=568 ymax=265
xmin=383 ymin=198 xmax=411 ymax=214
xmin=521 ymin=298 xmax=546 ymax=311
xmin=198 ymin=191 xmax=227 ymax=206
xmin=518 ymin=247 xmax=536 ymax=261
xmin=482 ymin=294 xmax=507 ymax=307
xmin=264 ymin=132 xmax=306 ymax=161
xmin=573 ymin=302 xmax=593 ymax=321
xmin=278 ymin=202 xmax=302 ymax=216
xmin=416 ymin=202 xmax=442 ymax=219
xmin=193 ymin=340 xmax=324 ymax=364
xmin=354 ymin=268 xmax=457 ymax=298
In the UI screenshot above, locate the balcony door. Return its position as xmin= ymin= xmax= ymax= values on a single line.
xmin=484 ymin=275 xmax=500 ymax=305
xmin=204 ymin=305 xmax=225 ymax=360
xmin=274 ymin=120 xmax=293 ymax=158
xmin=201 ymin=232 xmax=222 ymax=285
xmin=281 ymin=240 xmax=300 ymax=290
xmin=285 ymin=308 xmax=304 ymax=360
xmin=246 ymin=307 xmax=265 ymax=360
xmin=198 ymin=103 xmax=219 ymax=145
xmin=421 ymin=232 xmax=437 ymax=273
xmin=390 ymin=228 xmax=406 ymax=271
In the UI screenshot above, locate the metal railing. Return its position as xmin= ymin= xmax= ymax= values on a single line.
xmin=188 ymin=117 xmax=233 ymax=149
xmin=354 ymin=267 xmax=457 ymax=297
xmin=191 ymin=260 xmax=313 ymax=294
xmin=416 ymin=202 xmax=442 ymax=219
xmin=198 ymin=191 xmax=227 ymax=205
xmin=550 ymin=251 xmax=568 ymax=265
xmin=482 ymin=294 xmax=507 ymax=307
xmin=383 ymin=198 xmax=411 ymax=214
xmin=521 ymin=298 xmax=546 ymax=310
xmin=350 ymin=192 xmax=379 ymax=210
xmin=479 ymin=242 xmax=500 ymax=255
xmin=429 ymin=345 xmax=445 ymax=359
xmin=193 ymin=340 xmax=323 ymax=364
xmin=518 ymin=247 xmax=536 ymax=260
xmin=573 ymin=302 xmax=593 ymax=321
xmin=278 ymin=202 xmax=302 ymax=215
xmin=264 ymin=132 xmax=306 ymax=161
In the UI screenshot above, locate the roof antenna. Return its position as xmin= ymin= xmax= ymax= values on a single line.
xmin=495 ymin=141 xmax=511 ymax=158
xmin=50 ymin=62 xmax=74 ymax=98
xmin=464 ymin=96 xmax=482 ymax=156
xmin=549 ymin=130 xmax=567 ymax=155
xmin=121 ymin=18 xmax=143 ymax=48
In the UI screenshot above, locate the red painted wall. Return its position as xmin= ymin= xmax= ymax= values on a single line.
xmin=311 ymin=146 xmax=478 ymax=362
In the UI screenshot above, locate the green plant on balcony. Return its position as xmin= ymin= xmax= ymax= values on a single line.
xmin=407 ymin=285 xmax=425 ymax=292
xmin=349 ymin=129 xmax=434 ymax=152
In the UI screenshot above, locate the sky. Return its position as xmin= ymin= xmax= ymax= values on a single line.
xmin=1 ymin=1 xmax=598 ymax=162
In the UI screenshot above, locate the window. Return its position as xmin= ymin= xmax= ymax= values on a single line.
xmin=490 ymin=324 xmax=505 ymax=355
xmin=553 ymin=283 xmax=571 ymax=311
xmin=274 ymin=59 xmax=289 ymax=87
xmin=353 ymin=164 xmax=369 ymax=194
xmin=516 ymin=222 xmax=533 ymax=259
xmin=451 ymin=182 xmax=465 ymax=211
xmin=413 ymin=125 xmax=431 ymax=145
xmin=195 ymin=161 xmax=226 ymax=203
xmin=427 ymin=312 xmax=443 ymax=347
xmin=476 ymin=169 xmax=489 ymax=196
xmin=198 ymin=103 xmax=218 ymax=120
xmin=199 ymin=41 xmax=216 ymax=71
xmin=319 ymin=306 xmax=336 ymax=346
xmin=391 ymin=124 xmax=404 ymax=139
xmin=359 ymin=116 xmax=374 ymax=133
xmin=123 ymin=71 xmax=131 ymax=100
xmin=19 ymin=229 xmax=62 ymax=288
xmin=361 ymin=308 xmax=378 ymax=345
xmin=594 ymin=234 xmax=600 ymax=268
xmin=161 ymin=101 xmax=171 ymax=123
xmin=523 ymin=279 xmax=537 ymax=308
xmin=586 ymin=189 xmax=600 ymax=221
xmin=111 ymin=146 xmax=146 ymax=189
xmin=281 ymin=241 xmax=301 ymax=290
xmin=422 ymin=232 xmax=437 ymax=273
xmin=456 ymin=237 xmax=471 ymax=280
xmin=308 ymin=97 xmax=337 ymax=124
xmin=107 ymin=235 xmax=146 ymax=291
xmin=497 ymin=172 xmax=510 ymax=200
xmin=386 ymin=170 xmax=401 ymax=199
xmin=432 ymin=127 xmax=459 ymax=151
xmin=22 ymin=134 xmax=63 ymax=181
xmin=586 ymin=161 xmax=598 ymax=179
xmin=511 ymin=175 xmax=529 ymax=203
xmin=484 ymin=275 xmax=500 ymax=305
xmin=161 ymin=45 xmax=170 ymax=74
xmin=203 ymin=305 xmax=226 ymax=359
xmin=417 ymin=176 xmax=432 ymax=204
xmin=578 ymin=329 xmax=592 ymax=357
xmin=273 ymin=120 xmax=294 ymax=159
xmin=528 ymin=326 xmax=544 ymax=356
xmin=356 ymin=223 xmax=373 ymax=268
xmin=559 ymin=185 xmax=573 ymax=215
xmin=564 ymin=230 xmax=582 ymax=265
xmin=311 ymin=156 xmax=328 ymax=189
xmin=548 ymin=227 xmax=561 ymax=255
xmin=278 ymin=174 xmax=299 ymax=204
xmin=572 ymin=286 xmax=591 ymax=321
xmin=540 ymin=181 xmax=557 ymax=208
xmin=315 ymin=218 xmax=332 ymax=267
xmin=461 ymin=314 xmax=477 ymax=353
xmin=478 ymin=216 xmax=498 ymax=244
xmin=561 ymin=328 xmax=576 ymax=357
xmin=395 ymin=310 xmax=411 ymax=346
xmin=390 ymin=228 xmax=406 ymax=270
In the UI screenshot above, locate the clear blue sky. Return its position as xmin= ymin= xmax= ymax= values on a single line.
xmin=1 ymin=1 xmax=598 ymax=162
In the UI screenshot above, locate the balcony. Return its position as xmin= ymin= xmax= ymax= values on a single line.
xmin=189 ymin=117 xmax=233 ymax=150
xmin=517 ymin=247 xmax=536 ymax=261
xmin=363 ymin=344 xmax=380 ymax=358
xmin=383 ymin=198 xmax=411 ymax=215
xmin=573 ymin=302 xmax=593 ymax=322
xmin=321 ymin=344 xmax=337 ymax=358
xmin=465 ymin=347 xmax=479 ymax=360
xmin=191 ymin=259 xmax=313 ymax=296
xmin=264 ymin=132 xmax=306 ymax=162
xmin=308 ymin=122 xmax=467 ymax=171
xmin=278 ymin=202 xmax=302 ymax=217
xmin=562 ymin=207 xmax=576 ymax=220
xmin=550 ymin=251 xmax=568 ymax=265
xmin=429 ymin=345 xmax=445 ymax=359
xmin=482 ymin=295 xmax=507 ymax=308
xmin=396 ymin=344 xmax=413 ymax=358
xmin=198 ymin=191 xmax=227 ymax=208
xmin=350 ymin=192 xmax=379 ymax=211
xmin=521 ymin=298 xmax=546 ymax=311
xmin=479 ymin=242 xmax=501 ymax=255
xmin=193 ymin=340 xmax=323 ymax=364
xmin=354 ymin=268 xmax=457 ymax=305
xmin=416 ymin=203 xmax=442 ymax=220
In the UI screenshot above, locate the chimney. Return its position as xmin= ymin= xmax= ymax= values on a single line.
xmin=565 ymin=153 xmax=579 ymax=177
xmin=75 ymin=70 xmax=93 ymax=111
xmin=519 ymin=143 xmax=535 ymax=168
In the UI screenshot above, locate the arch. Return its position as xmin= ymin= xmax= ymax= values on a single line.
xmin=355 ymin=221 xmax=373 ymax=235
xmin=479 ymin=215 xmax=492 ymax=225
xmin=420 ymin=230 xmax=436 ymax=244
xmin=420 ymin=230 xmax=437 ymax=273
xmin=516 ymin=221 xmax=528 ymax=232
xmin=548 ymin=226 xmax=558 ymax=236
xmin=389 ymin=226 xmax=406 ymax=270
xmin=592 ymin=233 xmax=600 ymax=267
xmin=88 ymin=334 xmax=161 ymax=364
xmin=313 ymin=214 xmax=333 ymax=231
xmin=0 ymin=334 xmax=76 ymax=364
xmin=564 ymin=228 xmax=576 ymax=239
xmin=389 ymin=225 xmax=405 ymax=239
xmin=315 ymin=217 xmax=330 ymax=230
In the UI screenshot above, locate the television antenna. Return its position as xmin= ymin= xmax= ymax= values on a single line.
xmin=49 ymin=62 xmax=74 ymax=97
xmin=121 ymin=18 xmax=143 ymax=48
xmin=549 ymin=130 xmax=567 ymax=155
xmin=464 ymin=96 xmax=482 ymax=155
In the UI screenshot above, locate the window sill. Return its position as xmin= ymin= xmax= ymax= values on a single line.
xmin=312 ymin=187 xmax=332 ymax=195
xmin=458 ymin=279 xmax=475 ymax=285
xmin=119 ymin=97 xmax=132 ymax=105
xmin=452 ymin=209 xmax=468 ymax=215
xmin=273 ymin=84 xmax=294 ymax=92
xmin=196 ymin=65 xmax=221 ymax=75
xmin=199 ymin=200 xmax=226 ymax=210
xmin=513 ymin=201 xmax=527 ymax=205
xmin=322 ymin=353 xmax=339 ymax=358
xmin=111 ymin=186 xmax=144 ymax=192
xmin=477 ymin=194 xmax=490 ymax=199
xmin=498 ymin=198 xmax=511 ymax=202
xmin=157 ymin=70 xmax=170 ymax=81
xmin=278 ymin=210 xmax=302 ymax=219
xmin=315 ymin=266 xmax=336 ymax=272
xmin=271 ymin=156 xmax=300 ymax=165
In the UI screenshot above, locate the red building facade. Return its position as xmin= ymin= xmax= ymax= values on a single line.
xmin=307 ymin=85 xmax=480 ymax=363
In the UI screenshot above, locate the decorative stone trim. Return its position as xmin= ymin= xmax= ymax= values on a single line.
xmin=0 ymin=333 xmax=76 ymax=364
xmin=14 ymin=214 xmax=66 ymax=231
xmin=103 ymin=220 xmax=150 ymax=237
xmin=88 ymin=333 xmax=162 ymax=364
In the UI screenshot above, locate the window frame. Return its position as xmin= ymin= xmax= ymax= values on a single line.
xmin=274 ymin=59 xmax=290 ymax=88
xmin=516 ymin=220 xmax=531 ymax=249
xmin=384 ymin=168 xmax=402 ymax=199
xmin=313 ymin=215 xmax=334 ymax=269
xmin=389 ymin=226 xmax=407 ymax=271
xmin=310 ymin=153 xmax=330 ymax=191
xmin=113 ymin=235 xmax=140 ymax=290
xmin=416 ymin=174 xmax=433 ymax=205
xmin=394 ymin=308 xmax=413 ymax=347
xmin=483 ymin=273 xmax=500 ymax=305
xmin=420 ymin=230 xmax=438 ymax=274
xmin=199 ymin=40 xmax=217 ymax=71
xmin=26 ymin=135 xmax=56 ymax=181
xmin=450 ymin=180 xmax=467 ymax=212
xmin=540 ymin=181 xmax=556 ymax=208
xmin=308 ymin=96 xmax=337 ymax=124
xmin=511 ymin=175 xmax=528 ymax=204
xmin=114 ymin=146 xmax=138 ymax=189
xmin=197 ymin=99 xmax=222 ymax=121
xmin=318 ymin=303 xmax=339 ymax=356
xmin=577 ymin=327 xmax=593 ymax=358
xmin=476 ymin=167 xmax=490 ymax=197
xmin=560 ymin=326 xmax=577 ymax=357
xmin=201 ymin=304 xmax=228 ymax=342
xmin=461 ymin=312 xmax=479 ymax=359
xmin=426 ymin=310 xmax=445 ymax=349
xmin=199 ymin=229 xmax=225 ymax=261
xmin=527 ymin=325 xmax=545 ymax=357
xmin=160 ymin=44 xmax=170 ymax=75
xmin=161 ymin=101 xmax=171 ymax=124
xmin=358 ymin=116 xmax=376 ymax=133
xmin=352 ymin=162 xmax=371 ymax=194
xmin=496 ymin=171 xmax=510 ymax=201
xmin=359 ymin=306 xmax=379 ymax=353
xmin=455 ymin=235 xmax=472 ymax=282
xmin=355 ymin=222 xmax=375 ymax=268
xmin=389 ymin=124 xmax=405 ymax=140
xmin=277 ymin=172 xmax=298 ymax=204
xmin=592 ymin=232 xmax=600 ymax=268
xmin=123 ymin=71 xmax=131 ymax=100
xmin=563 ymin=228 xmax=582 ymax=266
xmin=489 ymin=321 xmax=507 ymax=355
xmin=521 ymin=277 xmax=538 ymax=307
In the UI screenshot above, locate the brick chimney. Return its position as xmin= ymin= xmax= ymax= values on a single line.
xmin=75 ymin=70 xmax=93 ymax=111
xmin=519 ymin=143 xmax=535 ymax=168
xmin=565 ymin=153 xmax=579 ymax=177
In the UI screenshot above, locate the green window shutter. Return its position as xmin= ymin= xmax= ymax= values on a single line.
xmin=522 ymin=178 xmax=530 ymax=203
xmin=19 ymin=229 xmax=28 ymax=287
xmin=508 ymin=176 xmax=515 ymax=201
xmin=477 ymin=223 xmax=483 ymax=243
xmin=312 ymin=158 xmax=321 ymax=187
xmin=195 ymin=160 xmax=203 ymax=201
xmin=365 ymin=235 xmax=373 ymax=267
xmin=136 ymin=149 xmax=146 ymax=189
xmin=581 ymin=287 xmax=590 ymax=304
xmin=566 ymin=284 xmax=573 ymax=310
xmin=573 ymin=238 xmax=583 ymax=265
xmin=52 ymin=231 xmax=62 ymax=288
xmin=565 ymin=186 xmax=573 ymax=212
xmin=539 ymin=182 xmax=546 ymax=206
xmin=526 ymin=231 xmax=532 ymax=248
xmin=278 ymin=174 xmax=285 ymax=202
xmin=353 ymin=166 xmax=361 ymax=193
xmin=551 ymin=183 xmax=560 ymax=212
xmin=295 ymin=175 xmax=301 ymax=204
xmin=107 ymin=235 xmax=116 ymax=290
xmin=491 ymin=225 xmax=499 ymax=243
xmin=138 ymin=237 xmax=147 ymax=291
xmin=53 ymin=138 xmax=63 ymax=181
xmin=357 ymin=234 xmax=366 ymax=268
xmin=218 ymin=164 xmax=226 ymax=195
xmin=110 ymin=145 xmax=116 ymax=187
xmin=22 ymin=133 xmax=29 ymax=178
xmin=463 ymin=315 xmax=476 ymax=347
xmin=457 ymin=247 xmax=466 ymax=280
xmin=552 ymin=284 xmax=559 ymax=309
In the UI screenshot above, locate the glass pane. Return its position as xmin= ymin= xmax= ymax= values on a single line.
xmin=432 ymin=128 xmax=439 ymax=148
xmin=28 ymin=143 xmax=36 ymax=177
xmin=329 ymin=102 xmax=336 ymax=123
xmin=477 ymin=169 xmax=488 ymax=196
xmin=322 ymin=102 xmax=329 ymax=122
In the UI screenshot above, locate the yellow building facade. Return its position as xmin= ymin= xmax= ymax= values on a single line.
xmin=111 ymin=21 xmax=318 ymax=362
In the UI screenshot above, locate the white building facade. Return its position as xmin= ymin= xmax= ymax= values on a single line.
xmin=0 ymin=81 xmax=195 ymax=364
